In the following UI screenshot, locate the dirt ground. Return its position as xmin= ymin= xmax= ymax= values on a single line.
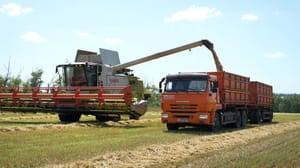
xmin=45 ymin=120 xmax=300 ymax=168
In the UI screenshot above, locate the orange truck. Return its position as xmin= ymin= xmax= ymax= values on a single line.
xmin=160 ymin=42 xmax=273 ymax=131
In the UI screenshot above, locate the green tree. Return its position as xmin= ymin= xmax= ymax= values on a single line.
xmin=144 ymin=83 xmax=161 ymax=108
xmin=29 ymin=68 xmax=44 ymax=87
xmin=7 ymin=75 xmax=22 ymax=87
xmin=278 ymin=98 xmax=290 ymax=112
xmin=0 ymin=58 xmax=11 ymax=87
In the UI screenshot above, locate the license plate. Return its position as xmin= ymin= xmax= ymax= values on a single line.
xmin=177 ymin=118 xmax=189 ymax=123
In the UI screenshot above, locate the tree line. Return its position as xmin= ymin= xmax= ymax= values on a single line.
xmin=0 ymin=68 xmax=44 ymax=87
xmin=273 ymin=94 xmax=300 ymax=113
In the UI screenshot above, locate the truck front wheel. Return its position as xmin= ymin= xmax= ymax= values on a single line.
xmin=167 ymin=123 xmax=179 ymax=131
xmin=210 ymin=112 xmax=221 ymax=132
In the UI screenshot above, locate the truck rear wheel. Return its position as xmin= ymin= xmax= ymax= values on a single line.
xmin=210 ymin=112 xmax=221 ymax=132
xmin=167 ymin=123 xmax=179 ymax=131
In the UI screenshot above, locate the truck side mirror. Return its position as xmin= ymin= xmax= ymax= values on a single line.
xmin=159 ymin=88 xmax=162 ymax=93
xmin=159 ymin=77 xmax=166 ymax=93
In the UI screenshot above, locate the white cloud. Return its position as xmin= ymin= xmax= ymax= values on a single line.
xmin=76 ymin=31 xmax=93 ymax=38
xmin=0 ymin=3 xmax=32 ymax=16
xmin=241 ymin=14 xmax=258 ymax=21
xmin=164 ymin=6 xmax=221 ymax=23
xmin=264 ymin=51 xmax=285 ymax=59
xmin=105 ymin=37 xmax=123 ymax=44
xmin=20 ymin=32 xmax=44 ymax=43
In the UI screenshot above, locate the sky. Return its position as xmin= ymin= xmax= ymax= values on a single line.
xmin=0 ymin=0 xmax=299 ymax=93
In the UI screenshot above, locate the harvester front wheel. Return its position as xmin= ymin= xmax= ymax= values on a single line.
xmin=58 ymin=113 xmax=81 ymax=122
xmin=129 ymin=115 xmax=140 ymax=120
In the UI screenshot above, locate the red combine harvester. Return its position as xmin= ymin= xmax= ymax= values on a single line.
xmin=0 ymin=40 xmax=228 ymax=122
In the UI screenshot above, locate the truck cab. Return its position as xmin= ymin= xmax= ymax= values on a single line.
xmin=160 ymin=72 xmax=221 ymax=130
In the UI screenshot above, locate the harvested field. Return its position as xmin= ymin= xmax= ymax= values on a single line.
xmin=48 ymin=121 xmax=300 ymax=168
xmin=0 ymin=111 xmax=299 ymax=167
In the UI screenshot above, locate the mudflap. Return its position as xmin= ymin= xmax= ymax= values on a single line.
xmin=130 ymin=100 xmax=148 ymax=119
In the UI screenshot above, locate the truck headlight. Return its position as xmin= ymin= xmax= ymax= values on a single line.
xmin=161 ymin=113 xmax=168 ymax=118
xmin=199 ymin=114 xmax=208 ymax=119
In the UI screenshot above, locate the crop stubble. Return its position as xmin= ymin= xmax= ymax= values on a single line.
xmin=47 ymin=121 xmax=300 ymax=168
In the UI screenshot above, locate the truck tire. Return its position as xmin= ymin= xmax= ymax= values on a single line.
xmin=167 ymin=123 xmax=179 ymax=131
xmin=234 ymin=111 xmax=241 ymax=128
xmin=210 ymin=112 xmax=221 ymax=132
xmin=252 ymin=111 xmax=262 ymax=124
xmin=58 ymin=113 xmax=81 ymax=122
xmin=241 ymin=111 xmax=247 ymax=128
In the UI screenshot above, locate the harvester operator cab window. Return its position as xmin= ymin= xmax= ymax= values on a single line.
xmin=70 ymin=67 xmax=87 ymax=86
xmin=60 ymin=66 xmax=87 ymax=87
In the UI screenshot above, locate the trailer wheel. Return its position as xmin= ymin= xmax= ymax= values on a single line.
xmin=58 ymin=113 xmax=81 ymax=122
xmin=167 ymin=123 xmax=179 ymax=131
xmin=210 ymin=112 xmax=221 ymax=132
xmin=241 ymin=111 xmax=247 ymax=128
xmin=234 ymin=111 xmax=241 ymax=128
xmin=263 ymin=111 xmax=273 ymax=123
xmin=252 ymin=111 xmax=262 ymax=124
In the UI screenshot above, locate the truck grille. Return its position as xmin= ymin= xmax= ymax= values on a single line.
xmin=170 ymin=104 xmax=197 ymax=112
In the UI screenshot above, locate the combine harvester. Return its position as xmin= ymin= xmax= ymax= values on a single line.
xmin=0 ymin=40 xmax=229 ymax=122
xmin=159 ymin=41 xmax=273 ymax=131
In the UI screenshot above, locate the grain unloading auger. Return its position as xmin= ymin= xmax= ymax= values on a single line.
xmin=0 ymin=39 xmax=220 ymax=122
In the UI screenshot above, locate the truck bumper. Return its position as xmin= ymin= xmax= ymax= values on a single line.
xmin=161 ymin=111 xmax=213 ymax=126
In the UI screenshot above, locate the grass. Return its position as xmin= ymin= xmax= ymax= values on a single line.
xmin=273 ymin=112 xmax=300 ymax=122
xmin=0 ymin=111 xmax=299 ymax=167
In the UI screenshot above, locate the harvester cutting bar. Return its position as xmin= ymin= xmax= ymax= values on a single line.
xmin=0 ymin=86 xmax=132 ymax=112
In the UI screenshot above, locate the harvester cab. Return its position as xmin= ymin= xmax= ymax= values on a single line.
xmin=56 ymin=49 xmax=125 ymax=87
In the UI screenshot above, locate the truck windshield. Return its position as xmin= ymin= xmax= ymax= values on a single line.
xmin=165 ymin=79 xmax=207 ymax=92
